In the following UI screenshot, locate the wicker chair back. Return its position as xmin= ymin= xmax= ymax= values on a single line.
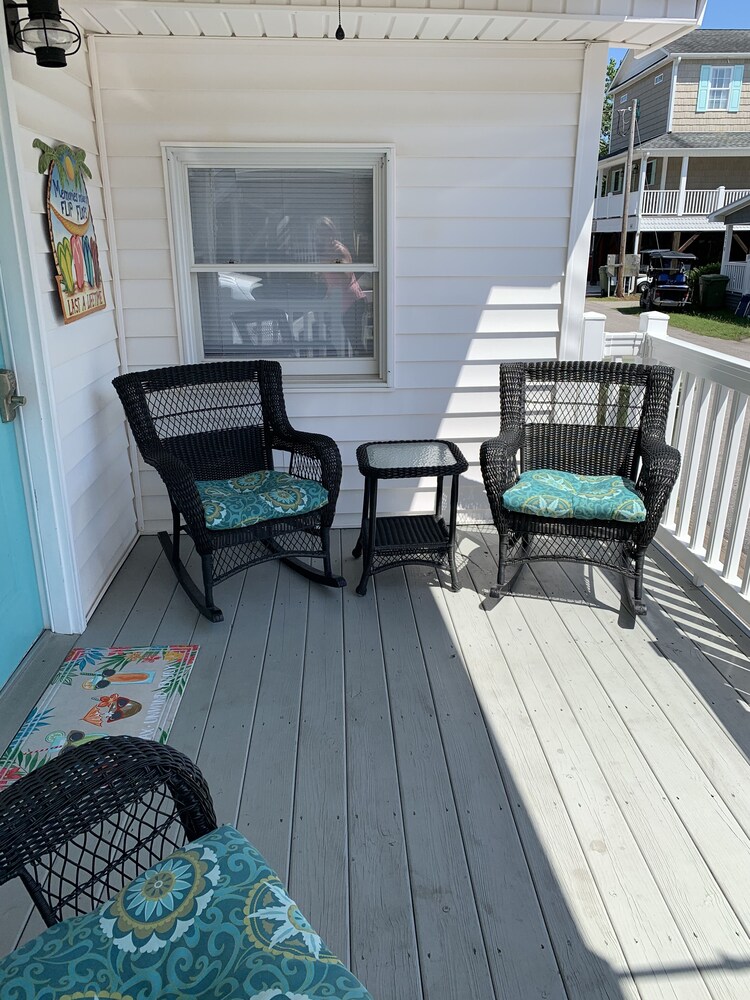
xmin=0 ymin=737 xmax=216 ymax=927
xmin=503 ymin=361 xmax=666 ymax=480
xmin=114 ymin=360 xmax=277 ymax=480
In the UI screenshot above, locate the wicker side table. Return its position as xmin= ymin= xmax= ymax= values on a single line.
xmin=353 ymin=439 xmax=468 ymax=596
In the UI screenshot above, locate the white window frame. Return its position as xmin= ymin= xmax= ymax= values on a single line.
xmin=654 ymin=73 xmax=664 ymax=85
xmin=163 ymin=143 xmax=394 ymax=389
xmin=707 ymin=66 xmax=732 ymax=110
xmin=611 ymin=167 xmax=624 ymax=195
xmin=619 ymin=93 xmax=628 ymax=104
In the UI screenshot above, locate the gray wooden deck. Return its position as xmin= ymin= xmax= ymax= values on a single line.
xmin=2 ymin=528 xmax=750 ymax=999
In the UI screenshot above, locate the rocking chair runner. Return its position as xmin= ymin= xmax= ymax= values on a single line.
xmin=480 ymin=361 xmax=680 ymax=615
xmin=113 ymin=360 xmax=345 ymax=622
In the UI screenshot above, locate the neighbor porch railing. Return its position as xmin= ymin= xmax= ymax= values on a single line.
xmin=582 ymin=309 xmax=750 ymax=625
xmin=597 ymin=186 xmax=750 ymax=220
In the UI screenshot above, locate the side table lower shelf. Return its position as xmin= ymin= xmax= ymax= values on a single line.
xmin=353 ymin=514 xmax=458 ymax=595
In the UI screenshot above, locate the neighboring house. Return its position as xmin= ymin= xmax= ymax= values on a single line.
xmin=0 ymin=0 xmax=704 ymax=679
xmin=592 ymin=29 xmax=750 ymax=276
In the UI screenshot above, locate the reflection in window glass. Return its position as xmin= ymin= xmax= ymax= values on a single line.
xmin=197 ymin=271 xmax=376 ymax=360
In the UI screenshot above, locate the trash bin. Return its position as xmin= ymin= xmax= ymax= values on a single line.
xmin=599 ymin=265 xmax=612 ymax=298
xmin=699 ymin=273 xmax=730 ymax=310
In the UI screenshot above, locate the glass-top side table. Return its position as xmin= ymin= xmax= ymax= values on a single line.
xmin=353 ymin=438 xmax=468 ymax=596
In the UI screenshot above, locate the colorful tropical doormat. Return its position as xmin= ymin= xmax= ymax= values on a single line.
xmin=0 ymin=645 xmax=199 ymax=790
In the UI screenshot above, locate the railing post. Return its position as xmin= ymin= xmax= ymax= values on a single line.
xmin=743 ymin=254 xmax=750 ymax=296
xmin=582 ymin=310 xmax=607 ymax=361
xmin=716 ymin=185 xmax=726 ymax=210
xmin=639 ymin=310 xmax=670 ymax=340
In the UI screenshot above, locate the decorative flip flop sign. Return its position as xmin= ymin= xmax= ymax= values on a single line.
xmin=34 ymin=139 xmax=106 ymax=323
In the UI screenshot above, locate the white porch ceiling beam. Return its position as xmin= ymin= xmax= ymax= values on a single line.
xmin=67 ymin=0 xmax=702 ymax=47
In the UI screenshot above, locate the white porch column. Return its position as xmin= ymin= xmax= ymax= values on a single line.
xmin=721 ymin=224 xmax=734 ymax=272
xmin=677 ymin=155 xmax=689 ymax=215
xmin=744 ymin=254 xmax=750 ymax=296
xmin=636 ymin=156 xmax=648 ymax=215
xmin=716 ymin=185 xmax=726 ymax=210
xmin=659 ymin=156 xmax=669 ymax=190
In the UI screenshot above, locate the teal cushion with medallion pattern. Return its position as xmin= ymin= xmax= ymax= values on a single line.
xmin=0 ymin=824 xmax=372 ymax=1000
xmin=196 ymin=470 xmax=328 ymax=531
xmin=502 ymin=469 xmax=646 ymax=523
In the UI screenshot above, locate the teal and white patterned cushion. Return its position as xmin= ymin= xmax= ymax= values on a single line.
xmin=0 ymin=824 xmax=373 ymax=1000
xmin=502 ymin=469 xmax=646 ymax=523
xmin=196 ymin=470 xmax=328 ymax=531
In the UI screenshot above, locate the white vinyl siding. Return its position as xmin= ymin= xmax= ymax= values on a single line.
xmin=9 ymin=47 xmax=137 ymax=614
xmin=97 ymin=36 xmax=585 ymax=528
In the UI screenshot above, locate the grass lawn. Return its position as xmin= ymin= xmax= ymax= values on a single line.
xmin=617 ymin=306 xmax=750 ymax=341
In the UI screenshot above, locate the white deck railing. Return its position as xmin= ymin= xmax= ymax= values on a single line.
xmin=724 ymin=259 xmax=750 ymax=296
xmin=583 ymin=310 xmax=750 ymax=625
xmin=599 ymin=186 xmax=750 ymax=220
xmin=641 ymin=189 xmax=679 ymax=215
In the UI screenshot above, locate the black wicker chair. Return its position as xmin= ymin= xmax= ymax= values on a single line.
xmin=480 ymin=361 xmax=680 ymax=615
xmin=113 ymin=360 xmax=346 ymax=622
xmin=0 ymin=736 xmax=217 ymax=927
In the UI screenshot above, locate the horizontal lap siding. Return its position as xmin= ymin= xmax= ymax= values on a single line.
xmin=98 ymin=37 xmax=583 ymax=530
xmin=10 ymin=47 xmax=137 ymax=612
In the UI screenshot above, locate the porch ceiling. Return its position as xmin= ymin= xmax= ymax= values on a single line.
xmin=67 ymin=0 xmax=703 ymax=49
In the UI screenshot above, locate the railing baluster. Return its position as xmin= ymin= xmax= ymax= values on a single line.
xmin=722 ymin=410 xmax=750 ymax=585
xmin=665 ymin=372 xmax=696 ymax=532
xmin=676 ymin=377 xmax=711 ymax=544
xmin=706 ymin=391 xmax=748 ymax=571
xmin=691 ymin=384 xmax=730 ymax=557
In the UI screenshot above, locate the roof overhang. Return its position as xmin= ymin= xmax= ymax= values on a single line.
xmin=710 ymin=194 xmax=750 ymax=223
xmin=66 ymin=0 xmax=704 ymax=47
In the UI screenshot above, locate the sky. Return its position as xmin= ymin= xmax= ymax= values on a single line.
xmin=610 ymin=0 xmax=750 ymax=62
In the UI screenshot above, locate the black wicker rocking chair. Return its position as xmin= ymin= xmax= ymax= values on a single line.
xmin=114 ymin=360 xmax=346 ymax=622
xmin=0 ymin=736 xmax=217 ymax=927
xmin=480 ymin=361 xmax=680 ymax=615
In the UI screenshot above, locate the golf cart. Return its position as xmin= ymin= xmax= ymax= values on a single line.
xmin=639 ymin=250 xmax=696 ymax=310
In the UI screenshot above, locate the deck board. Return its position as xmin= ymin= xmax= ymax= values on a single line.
xmin=2 ymin=530 xmax=750 ymax=1000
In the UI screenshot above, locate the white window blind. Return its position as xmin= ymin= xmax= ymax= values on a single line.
xmin=165 ymin=146 xmax=390 ymax=383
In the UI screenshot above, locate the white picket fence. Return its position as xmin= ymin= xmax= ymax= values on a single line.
xmin=724 ymin=258 xmax=750 ymax=297
xmin=583 ymin=310 xmax=750 ymax=626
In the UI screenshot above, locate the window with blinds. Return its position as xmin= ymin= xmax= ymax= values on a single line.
xmin=165 ymin=146 xmax=390 ymax=383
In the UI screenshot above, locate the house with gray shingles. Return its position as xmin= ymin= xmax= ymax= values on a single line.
xmin=592 ymin=29 xmax=750 ymax=276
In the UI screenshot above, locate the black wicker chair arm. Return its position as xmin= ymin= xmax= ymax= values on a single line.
xmin=480 ymin=427 xmax=522 ymax=531
xmin=636 ymin=435 xmax=681 ymax=543
xmin=142 ymin=445 xmax=206 ymax=529
xmin=481 ymin=426 xmax=522 ymax=492
xmin=272 ymin=428 xmax=342 ymax=493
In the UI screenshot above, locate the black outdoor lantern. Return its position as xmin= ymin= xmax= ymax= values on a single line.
xmin=5 ymin=0 xmax=81 ymax=67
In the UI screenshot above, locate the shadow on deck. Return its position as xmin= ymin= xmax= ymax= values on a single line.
xmin=1 ymin=527 xmax=750 ymax=999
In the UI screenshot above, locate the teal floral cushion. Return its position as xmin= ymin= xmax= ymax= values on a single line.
xmin=196 ymin=470 xmax=328 ymax=531
xmin=0 ymin=824 xmax=372 ymax=1000
xmin=502 ymin=469 xmax=646 ymax=523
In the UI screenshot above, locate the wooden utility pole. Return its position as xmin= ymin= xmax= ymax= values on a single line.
xmin=616 ymin=98 xmax=638 ymax=298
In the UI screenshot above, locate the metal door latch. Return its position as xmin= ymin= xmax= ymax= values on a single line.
xmin=0 ymin=369 xmax=26 ymax=423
